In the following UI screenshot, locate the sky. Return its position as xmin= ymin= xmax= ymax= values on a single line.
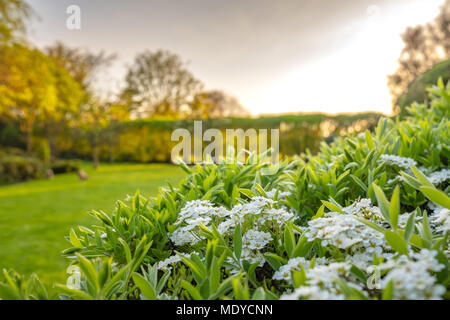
xmin=27 ymin=0 xmax=445 ymax=115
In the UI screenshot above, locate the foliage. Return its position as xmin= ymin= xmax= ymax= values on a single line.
xmin=0 ymin=43 xmax=84 ymax=154
xmin=397 ymin=59 xmax=450 ymax=118
xmin=57 ymin=112 xmax=382 ymax=163
xmin=0 ymin=154 xmax=43 ymax=184
xmin=190 ymin=90 xmax=249 ymax=119
xmin=0 ymin=0 xmax=32 ymax=43
xmin=121 ymin=50 xmax=204 ymax=118
xmin=50 ymin=160 xmax=81 ymax=175
xmin=389 ymin=0 xmax=450 ymax=109
xmin=1 ymin=80 xmax=449 ymax=300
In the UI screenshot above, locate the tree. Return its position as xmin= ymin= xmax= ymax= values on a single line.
xmin=122 ymin=50 xmax=203 ymax=118
xmin=0 ymin=0 xmax=33 ymax=43
xmin=0 ymin=44 xmax=83 ymax=154
xmin=76 ymin=100 xmax=129 ymax=168
xmin=190 ymin=90 xmax=249 ymax=119
xmin=46 ymin=42 xmax=116 ymax=99
xmin=45 ymin=42 xmax=118 ymax=162
xmin=397 ymin=59 xmax=450 ymax=113
xmin=41 ymin=61 xmax=84 ymax=159
xmin=0 ymin=44 xmax=56 ymax=153
xmin=388 ymin=0 xmax=450 ymax=113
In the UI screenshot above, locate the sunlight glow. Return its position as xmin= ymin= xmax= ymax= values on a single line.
xmin=245 ymin=0 xmax=445 ymax=115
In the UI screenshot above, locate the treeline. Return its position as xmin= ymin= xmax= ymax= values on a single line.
xmin=55 ymin=113 xmax=382 ymax=163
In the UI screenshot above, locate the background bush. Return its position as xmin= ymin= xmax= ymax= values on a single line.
xmin=0 ymin=155 xmax=43 ymax=184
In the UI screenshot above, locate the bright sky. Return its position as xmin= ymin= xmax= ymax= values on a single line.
xmin=27 ymin=0 xmax=445 ymax=115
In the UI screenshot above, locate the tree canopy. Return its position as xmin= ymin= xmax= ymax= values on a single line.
xmin=389 ymin=0 xmax=450 ymax=113
xmin=122 ymin=50 xmax=204 ymax=118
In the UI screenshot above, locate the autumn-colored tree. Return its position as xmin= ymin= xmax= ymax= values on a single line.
xmin=0 ymin=45 xmax=54 ymax=153
xmin=45 ymin=42 xmax=120 ymax=163
xmin=41 ymin=61 xmax=84 ymax=159
xmin=389 ymin=0 xmax=450 ymax=113
xmin=0 ymin=0 xmax=33 ymax=43
xmin=190 ymin=90 xmax=249 ymax=119
xmin=46 ymin=42 xmax=116 ymax=99
xmin=122 ymin=50 xmax=203 ymax=118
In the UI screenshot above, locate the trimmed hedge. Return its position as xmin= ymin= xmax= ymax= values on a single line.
xmin=0 ymin=155 xmax=43 ymax=184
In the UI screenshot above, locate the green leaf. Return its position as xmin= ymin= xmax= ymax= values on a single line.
xmin=421 ymin=211 xmax=432 ymax=243
xmin=389 ymin=186 xmax=400 ymax=230
xmin=372 ymin=184 xmax=390 ymax=222
xmin=76 ymin=254 xmax=99 ymax=292
xmin=382 ymin=280 xmax=394 ymax=300
xmin=354 ymin=216 xmax=385 ymax=234
xmin=404 ymin=210 xmax=416 ymax=242
xmin=350 ymin=174 xmax=368 ymax=192
xmin=118 ymin=238 xmax=132 ymax=263
xmin=132 ymin=273 xmax=157 ymax=300
xmin=293 ymin=235 xmax=313 ymax=258
xmin=0 ymin=283 xmax=21 ymax=300
xmin=55 ymin=285 xmax=94 ymax=300
xmin=181 ymin=280 xmax=203 ymax=300
xmin=384 ymin=231 xmax=409 ymax=255
xmin=209 ymin=257 xmax=220 ymax=294
xmin=233 ymin=224 xmax=242 ymax=261
xmin=283 ymin=225 xmax=295 ymax=258
xmin=411 ymin=166 xmax=434 ymax=188
xmin=420 ymin=187 xmax=450 ymax=209
xmin=399 ymin=171 xmax=422 ymax=190
xmin=321 ymin=200 xmax=344 ymax=214
xmin=69 ymin=229 xmax=83 ymax=249
xmin=252 ymin=287 xmax=266 ymax=300
xmin=365 ymin=130 xmax=375 ymax=151
xmin=264 ymin=253 xmax=287 ymax=271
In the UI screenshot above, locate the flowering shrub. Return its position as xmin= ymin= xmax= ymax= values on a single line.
xmin=0 ymin=80 xmax=449 ymax=300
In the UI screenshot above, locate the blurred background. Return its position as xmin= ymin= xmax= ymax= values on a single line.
xmin=0 ymin=0 xmax=449 ymax=285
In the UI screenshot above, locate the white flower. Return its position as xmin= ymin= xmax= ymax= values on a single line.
xmin=265 ymin=189 xmax=291 ymax=200
xmin=279 ymin=262 xmax=359 ymax=300
xmin=428 ymin=169 xmax=450 ymax=185
xmin=157 ymin=253 xmax=193 ymax=271
xmin=430 ymin=207 xmax=450 ymax=233
xmin=372 ymin=249 xmax=446 ymax=300
xmin=242 ymin=229 xmax=272 ymax=250
xmin=273 ymin=257 xmax=327 ymax=281
xmin=378 ymin=154 xmax=417 ymax=169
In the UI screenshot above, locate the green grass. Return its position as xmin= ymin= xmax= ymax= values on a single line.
xmin=0 ymin=163 xmax=185 ymax=286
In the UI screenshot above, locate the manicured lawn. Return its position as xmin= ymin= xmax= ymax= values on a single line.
xmin=0 ymin=163 xmax=185 ymax=286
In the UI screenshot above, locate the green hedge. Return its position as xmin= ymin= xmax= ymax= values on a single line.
xmin=59 ymin=112 xmax=382 ymax=163
xmin=0 ymin=155 xmax=43 ymax=184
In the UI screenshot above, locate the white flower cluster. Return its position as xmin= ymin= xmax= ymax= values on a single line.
xmin=304 ymin=199 xmax=397 ymax=270
xmin=265 ymin=189 xmax=291 ymax=200
xmin=242 ymin=228 xmax=272 ymax=250
xmin=169 ymin=196 xmax=293 ymax=270
xmin=170 ymin=197 xmax=294 ymax=247
xmin=431 ymin=206 xmax=450 ymax=234
xmin=428 ymin=169 xmax=450 ymax=185
xmin=169 ymin=200 xmax=231 ymax=246
xmin=369 ymin=249 xmax=446 ymax=300
xmin=226 ymin=228 xmax=274 ymax=268
xmin=305 ymin=201 xmax=389 ymax=255
xmin=273 ymin=257 xmax=327 ymax=281
xmin=378 ymin=154 xmax=417 ymax=169
xmin=280 ymin=262 xmax=358 ymax=300
xmin=157 ymin=252 xmax=195 ymax=271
